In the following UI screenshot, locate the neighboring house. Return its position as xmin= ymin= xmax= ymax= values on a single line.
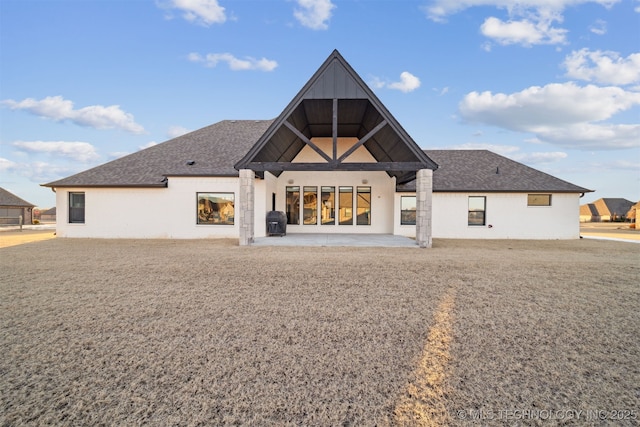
xmin=0 ymin=187 xmax=35 ymax=226
xmin=580 ymin=203 xmax=599 ymax=223
xmin=40 ymin=207 xmax=57 ymax=223
xmin=580 ymin=198 xmax=634 ymax=222
xmin=625 ymin=201 xmax=639 ymax=224
xmin=43 ymin=50 xmax=592 ymax=245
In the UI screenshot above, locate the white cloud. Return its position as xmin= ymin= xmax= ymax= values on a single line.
xmin=441 ymin=142 xmax=567 ymax=164
xmin=459 ymin=82 xmax=640 ymax=149
xmin=423 ymin=0 xmax=619 ymax=21
xmin=444 ymin=142 xmax=521 ymax=155
xmin=589 ymin=19 xmax=607 ymax=35
xmin=2 ymin=96 xmax=145 ymax=134
xmin=532 ymin=123 xmax=640 ymax=149
xmin=167 ymin=126 xmax=191 ymax=138
xmin=139 ymin=141 xmax=159 ymax=150
xmin=160 ymin=0 xmax=226 ymax=26
xmin=480 ymin=16 xmax=567 ymax=46
xmin=371 ymin=72 xmax=421 ymax=93
xmin=22 ymin=161 xmax=78 ymax=183
xmin=511 ymin=151 xmax=568 ymax=163
xmin=188 ymin=52 xmax=278 ymax=71
xmin=595 ymin=159 xmax=640 ymax=171
xmin=563 ymin=49 xmax=640 ymax=86
xmin=423 ymin=0 xmax=619 ymax=46
xmin=368 ymin=76 xmax=385 ymax=90
xmin=388 ymin=72 xmax=421 ymax=93
xmin=0 ymin=157 xmax=18 ymax=172
xmin=293 ymin=0 xmax=335 ymax=30
xmin=12 ymin=141 xmax=100 ymax=162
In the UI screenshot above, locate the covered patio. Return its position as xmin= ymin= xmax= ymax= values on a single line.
xmin=234 ymin=50 xmax=438 ymax=248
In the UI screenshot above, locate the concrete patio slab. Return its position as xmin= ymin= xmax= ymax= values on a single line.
xmin=252 ymin=233 xmax=418 ymax=248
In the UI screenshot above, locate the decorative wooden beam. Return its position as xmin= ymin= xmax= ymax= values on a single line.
xmin=283 ymin=121 xmax=333 ymax=163
xmin=245 ymin=161 xmax=427 ymax=172
xmin=336 ymin=120 xmax=388 ymax=163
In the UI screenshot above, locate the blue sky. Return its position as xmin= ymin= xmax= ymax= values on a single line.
xmin=1 ymin=0 xmax=638 ymax=208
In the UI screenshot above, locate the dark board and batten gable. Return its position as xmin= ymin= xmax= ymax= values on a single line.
xmin=235 ymin=50 xmax=437 ymax=184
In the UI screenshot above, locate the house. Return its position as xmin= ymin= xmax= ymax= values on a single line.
xmin=43 ymin=50 xmax=592 ymax=246
xmin=0 ymin=187 xmax=35 ymax=226
xmin=40 ymin=207 xmax=57 ymax=223
xmin=580 ymin=198 xmax=634 ymax=222
xmin=626 ymin=202 xmax=639 ymax=224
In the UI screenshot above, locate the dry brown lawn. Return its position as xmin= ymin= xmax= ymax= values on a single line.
xmin=1 ymin=237 xmax=638 ymax=426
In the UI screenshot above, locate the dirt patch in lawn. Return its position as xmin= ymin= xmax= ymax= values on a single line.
xmin=1 ymin=238 xmax=638 ymax=426
xmin=0 ymin=229 xmax=56 ymax=248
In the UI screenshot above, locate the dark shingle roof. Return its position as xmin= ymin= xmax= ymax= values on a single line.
xmin=44 ymin=120 xmax=274 ymax=187
xmin=592 ymin=198 xmax=634 ymax=217
xmin=398 ymin=150 xmax=592 ymax=193
xmin=580 ymin=203 xmax=598 ymax=216
xmin=44 ymin=122 xmax=592 ymax=195
xmin=0 ymin=187 xmax=36 ymax=207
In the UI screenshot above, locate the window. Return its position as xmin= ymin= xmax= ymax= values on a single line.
xmin=356 ymin=187 xmax=371 ymax=225
xmin=401 ymin=196 xmax=416 ymax=225
xmin=468 ymin=196 xmax=486 ymax=226
xmin=286 ymin=186 xmax=300 ymax=225
xmin=303 ymin=186 xmax=318 ymax=225
xmin=69 ymin=192 xmax=85 ymax=223
xmin=197 ymin=193 xmax=234 ymax=225
xmin=528 ymin=194 xmax=552 ymax=206
xmin=339 ymin=186 xmax=353 ymax=225
xmin=321 ymin=186 xmax=335 ymax=225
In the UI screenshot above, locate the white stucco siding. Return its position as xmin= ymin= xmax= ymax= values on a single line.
xmin=433 ymin=192 xmax=581 ymax=239
xmin=55 ymin=177 xmax=243 ymax=238
xmin=395 ymin=192 xmax=581 ymax=239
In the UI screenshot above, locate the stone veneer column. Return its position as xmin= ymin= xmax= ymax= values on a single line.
xmin=238 ymin=169 xmax=255 ymax=246
xmin=416 ymin=169 xmax=433 ymax=248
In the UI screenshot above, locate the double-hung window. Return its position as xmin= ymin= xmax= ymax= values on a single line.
xmin=400 ymin=196 xmax=416 ymax=225
xmin=468 ymin=196 xmax=486 ymax=226
xmin=69 ymin=192 xmax=85 ymax=223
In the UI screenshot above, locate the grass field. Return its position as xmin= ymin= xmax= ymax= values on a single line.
xmin=1 ymin=236 xmax=638 ymax=426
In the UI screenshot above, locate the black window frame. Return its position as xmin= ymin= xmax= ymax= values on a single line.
xmin=68 ymin=192 xmax=85 ymax=224
xmin=400 ymin=195 xmax=417 ymax=225
xmin=468 ymin=196 xmax=486 ymax=226
xmin=196 ymin=192 xmax=235 ymax=225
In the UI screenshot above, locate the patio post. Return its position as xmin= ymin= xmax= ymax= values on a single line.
xmin=238 ymin=169 xmax=255 ymax=246
xmin=416 ymin=168 xmax=433 ymax=248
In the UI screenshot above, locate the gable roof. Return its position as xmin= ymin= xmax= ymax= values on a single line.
xmin=627 ymin=201 xmax=639 ymax=219
xmin=398 ymin=150 xmax=593 ymax=193
xmin=592 ymin=198 xmax=634 ymax=217
xmin=235 ymin=50 xmax=437 ymax=184
xmin=0 ymin=187 xmax=35 ymax=207
xmin=44 ymin=120 xmax=273 ymax=188
xmin=580 ymin=203 xmax=598 ymax=216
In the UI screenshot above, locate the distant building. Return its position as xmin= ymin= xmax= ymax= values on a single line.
xmin=0 ymin=187 xmax=35 ymax=226
xmin=580 ymin=198 xmax=634 ymax=222
xmin=40 ymin=207 xmax=57 ymax=223
xmin=626 ymin=201 xmax=639 ymax=224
